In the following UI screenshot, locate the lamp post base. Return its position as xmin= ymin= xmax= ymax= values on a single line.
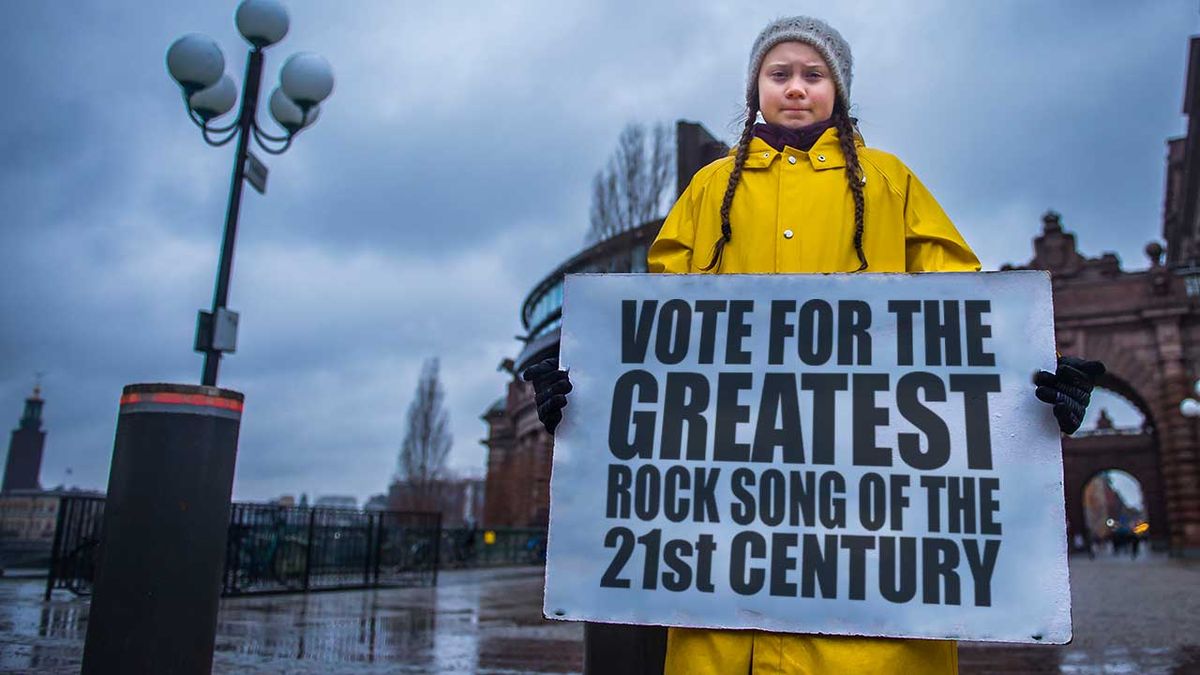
xmin=81 ymin=383 xmax=243 ymax=675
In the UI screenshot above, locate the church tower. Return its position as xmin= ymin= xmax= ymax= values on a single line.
xmin=2 ymin=385 xmax=46 ymax=492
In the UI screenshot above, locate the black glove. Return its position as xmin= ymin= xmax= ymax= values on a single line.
xmin=1034 ymin=356 xmax=1106 ymax=435
xmin=522 ymin=358 xmax=572 ymax=434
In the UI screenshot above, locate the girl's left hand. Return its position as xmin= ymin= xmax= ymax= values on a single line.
xmin=522 ymin=358 xmax=572 ymax=434
xmin=1034 ymin=356 xmax=1106 ymax=435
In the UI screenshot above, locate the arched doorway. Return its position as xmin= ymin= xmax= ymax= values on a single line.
xmin=1081 ymin=469 xmax=1150 ymax=557
xmin=1062 ymin=381 xmax=1169 ymax=553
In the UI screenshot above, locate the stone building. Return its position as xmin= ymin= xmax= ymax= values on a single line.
xmin=0 ymin=490 xmax=59 ymax=543
xmin=0 ymin=387 xmax=52 ymax=555
xmin=0 ymin=390 xmax=102 ymax=567
xmin=989 ymin=37 xmax=1200 ymax=556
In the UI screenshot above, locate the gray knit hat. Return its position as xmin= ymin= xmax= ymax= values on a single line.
xmin=746 ymin=16 xmax=853 ymax=111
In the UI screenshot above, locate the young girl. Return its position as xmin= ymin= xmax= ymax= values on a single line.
xmin=526 ymin=15 xmax=1102 ymax=674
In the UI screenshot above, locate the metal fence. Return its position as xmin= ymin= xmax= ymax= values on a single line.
xmin=224 ymin=504 xmax=442 ymax=595
xmin=438 ymin=527 xmax=547 ymax=568
xmin=46 ymin=497 xmax=441 ymax=598
xmin=44 ymin=496 xmax=106 ymax=600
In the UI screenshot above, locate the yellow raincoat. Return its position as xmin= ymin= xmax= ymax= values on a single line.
xmin=647 ymin=127 xmax=980 ymax=674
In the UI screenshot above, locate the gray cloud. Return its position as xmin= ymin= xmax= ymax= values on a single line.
xmin=1 ymin=0 xmax=1195 ymax=502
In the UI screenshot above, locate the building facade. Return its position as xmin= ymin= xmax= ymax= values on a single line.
xmin=995 ymin=37 xmax=1200 ymax=556
xmin=0 ymin=490 xmax=59 ymax=543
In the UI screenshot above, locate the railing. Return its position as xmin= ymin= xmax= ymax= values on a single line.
xmin=224 ymin=504 xmax=441 ymax=596
xmin=44 ymin=496 xmax=551 ymax=600
xmin=44 ymin=496 xmax=106 ymax=600
xmin=46 ymin=497 xmax=441 ymax=598
xmin=438 ymin=527 xmax=547 ymax=568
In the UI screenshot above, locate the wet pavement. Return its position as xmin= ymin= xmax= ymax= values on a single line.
xmin=1 ymin=553 xmax=1197 ymax=674
xmin=958 ymin=552 xmax=1200 ymax=674
xmin=0 ymin=567 xmax=582 ymax=674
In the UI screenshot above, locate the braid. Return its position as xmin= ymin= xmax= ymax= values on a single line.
xmin=834 ymin=103 xmax=868 ymax=271
xmin=701 ymin=103 xmax=758 ymax=271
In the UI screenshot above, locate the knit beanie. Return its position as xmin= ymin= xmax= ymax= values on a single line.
xmin=746 ymin=16 xmax=853 ymax=111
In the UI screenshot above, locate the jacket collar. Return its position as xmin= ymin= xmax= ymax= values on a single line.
xmin=738 ymin=127 xmax=859 ymax=171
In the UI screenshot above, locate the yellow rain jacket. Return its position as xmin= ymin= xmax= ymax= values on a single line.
xmin=647 ymin=127 xmax=980 ymax=675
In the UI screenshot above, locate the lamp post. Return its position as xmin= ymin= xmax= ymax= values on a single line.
xmin=77 ymin=5 xmax=332 ymax=672
xmin=166 ymin=0 xmax=333 ymax=386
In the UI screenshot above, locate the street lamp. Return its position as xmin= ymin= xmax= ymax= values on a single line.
xmin=166 ymin=0 xmax=333 ymax=386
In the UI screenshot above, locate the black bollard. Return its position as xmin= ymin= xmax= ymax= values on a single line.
xmin=81 ymin=383 xmax=243 ymax=675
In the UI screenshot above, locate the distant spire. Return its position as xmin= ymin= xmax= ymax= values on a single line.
xmin=4 ymin=375 xmax=47 ymax=492
xmin=1042 ymin=210 xmax=1063 ymax=233
xmin=20 ymin=379 xmax=44 ymax=431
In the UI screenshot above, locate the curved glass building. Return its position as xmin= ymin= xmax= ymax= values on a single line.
xmin=482 ymin=121 xmax=727 ymax=527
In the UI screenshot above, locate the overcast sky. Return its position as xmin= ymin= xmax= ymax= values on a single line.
xmin=1 ymin=1 xmax=1193 ymax=504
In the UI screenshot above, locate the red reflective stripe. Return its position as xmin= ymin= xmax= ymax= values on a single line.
xmin=120 ymin=392 xmax=243 ymax=412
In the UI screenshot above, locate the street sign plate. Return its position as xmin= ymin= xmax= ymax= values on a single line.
xmin=245 ymin=151 xmax=268 ymax=195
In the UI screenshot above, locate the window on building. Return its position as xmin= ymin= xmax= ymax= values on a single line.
xmin=527 ymin=280 xmax=564 ymax=334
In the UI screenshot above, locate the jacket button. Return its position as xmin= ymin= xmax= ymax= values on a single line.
xmin=783 ymin=229 xmax=794 ymax=239
xmin=817 ymin=154 xmax=826 ymax=162
xmin=787 ymin=156 xmax=797 ymax=165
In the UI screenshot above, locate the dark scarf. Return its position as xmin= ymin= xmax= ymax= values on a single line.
xmin=753 ymin=118 xmax=836 ymax=152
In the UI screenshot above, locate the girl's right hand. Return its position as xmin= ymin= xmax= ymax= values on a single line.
xmin=522 ymin=358 xmax=572 ymax=434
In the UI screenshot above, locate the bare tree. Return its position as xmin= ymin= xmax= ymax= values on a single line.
xmin=588 ymin=122 xmax=674 ymax=243
xmin=590 ymin=168 xmax=621 ymax=242
xmin=396 ymin=358 xmax=453 ymax=511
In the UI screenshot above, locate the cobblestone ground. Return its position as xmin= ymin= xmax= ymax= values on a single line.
xmin=959 ymin=552 xmax=1200 ymax=674
xmin=1 ymin=553 xmax=1196 ymax=674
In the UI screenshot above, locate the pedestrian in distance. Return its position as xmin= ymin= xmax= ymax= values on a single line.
xmin=525 ymin=14 xmax=1104 ymax=674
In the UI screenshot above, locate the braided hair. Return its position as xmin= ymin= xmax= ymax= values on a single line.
xmin=833 ymin=100 xmax=868 ymax=271
xmin=701 ymin=98 xmax=869 ymax=272
xmin=700 ymin=95 xmax=759 ymax=271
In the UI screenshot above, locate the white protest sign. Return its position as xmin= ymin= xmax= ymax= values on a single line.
xmin=543 ymin=271 xmax=1070 ymax=644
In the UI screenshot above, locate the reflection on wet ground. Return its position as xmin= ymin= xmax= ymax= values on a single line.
xmin=958 ymin=644 xmax=1200 ymax=674
xmin=209 ymin=568 xmax=582 ymax=673
xmin=0 ymin=567 xmax=582 ymax=674
xmin=1 ymin=554 xmax=1197 ymax=673
xmin=958 ymin=552 xmax=1200 ymax=674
